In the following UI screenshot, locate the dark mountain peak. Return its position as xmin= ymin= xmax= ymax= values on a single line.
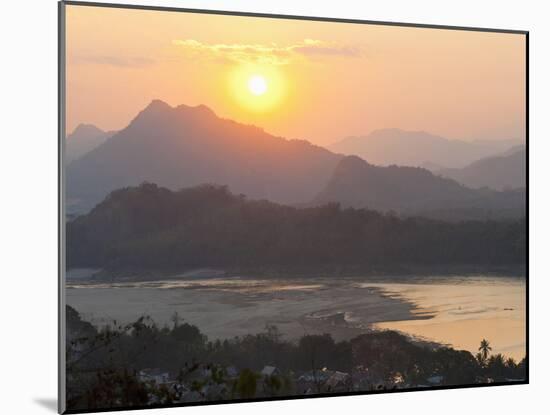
xmin=176 ymin=103 xmax=217 ymax=118
xmin=145 ymin=98 xmax=172 ymax=112
xmin=129 ymin=100 xmax=219 ymax=131
xmin=126 ymin=99 xmax=178 ymax=131
xmin=66 ymin=123 xmax=113 ymax=164
xmin=369 ymin=128 xmax=444 ymax=140
xmin=435 ymin=145 xmax=526 ymax=190
xmin=67 ymin=100 xmax=343 ymax=212
xmin=314 ymin=154 xmax=481 ymax=212
xmin=336 ymin=155 xmax=372 ymax=170
xmin=69 ymin=123 xmax=105 ymax=139
xmin=128 ymin=99 xmax=171 ymax=123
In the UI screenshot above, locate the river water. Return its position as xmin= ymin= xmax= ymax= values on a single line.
xmin=66 ymin=273 xmax=526 ymax=360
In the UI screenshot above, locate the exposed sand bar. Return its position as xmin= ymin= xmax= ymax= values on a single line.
xmin=66 ymin=274 xmax=525 ymax=360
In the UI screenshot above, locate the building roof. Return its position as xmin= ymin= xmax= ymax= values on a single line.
xmin=261 ymin=366 xmax=279 ymax=376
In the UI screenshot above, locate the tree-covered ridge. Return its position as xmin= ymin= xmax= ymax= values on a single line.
xmin=67 ymin=183 xmax=525 ymax=273
xmin=313 ymin=155 xmax=526 ymax=217
xmin=66 ymin=306 xmax=526 ymax=411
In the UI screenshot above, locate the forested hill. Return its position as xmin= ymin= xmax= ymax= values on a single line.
xmin=67 ymin=183 xmax=526 ymax=274
xmin=313 ymin=155 xmax=526 ymax=217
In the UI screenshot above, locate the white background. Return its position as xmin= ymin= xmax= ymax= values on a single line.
xmin=0 ymin=0 xmax=546 ymax=413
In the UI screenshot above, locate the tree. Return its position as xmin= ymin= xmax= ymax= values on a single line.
xmin=478 ymin=339 xmax=492 ymax=363
xmin=487 ymin=353 xmax=506 ymax=381
xmin=475 ymin=352 xmax=485 ymax=367
xmin=83 ymin=369 xmax=150 ymax=410
xmin=263 ymin=374 xmax=283 ymax=396
xmin=234 ymin=369 xmax=259 ymax=399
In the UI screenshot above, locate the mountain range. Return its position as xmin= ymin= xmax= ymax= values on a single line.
xmin=66 ymin=100 xmax=526 ymax=220
xmin=65 ymin=124 xmax=115 ymax=164
xmin=66 ymin=100 xmax=341 ymax=212
xmin=329 ymin=128 xmax=523 ymax=168
xmin=434 ymin=146 xmax=526 ymax=190
xmin=313 ymin=155 xmax=525 ymax=220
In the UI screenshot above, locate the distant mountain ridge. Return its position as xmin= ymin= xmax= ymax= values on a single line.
xmin=435 ymin=146 xmax=526 ymax=190
xmin=313 ymin=155 xmax=525 ymax=219
xmin=65 ymin=124 xmax=115 ymax=164
xmin=66 ymin=100 xmax=342 ymax=212
xmin=67 ymin=101 xmax=525 ymax=221
xmin=329 ymin=128 xmax=523 ymax=168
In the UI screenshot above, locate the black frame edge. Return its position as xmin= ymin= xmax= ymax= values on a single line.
xmin=61 ymin=0 xmax=528 ymax=35
xmin=524 ymin=31 xmax=529 ymax=385
xmin=58 ymin=1 xmax=67 ymax=414
xmin=62 ymin=380 xmax=529 ymax=414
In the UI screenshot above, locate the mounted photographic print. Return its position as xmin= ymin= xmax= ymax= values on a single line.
xmin=59 ymin=1 xmax=528 ymax=413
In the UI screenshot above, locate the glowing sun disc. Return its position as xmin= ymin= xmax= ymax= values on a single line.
xmin=228 ymin=65 xmax=286 ymax=113
xmin=248 ymin=75 xmax=268 ymax=96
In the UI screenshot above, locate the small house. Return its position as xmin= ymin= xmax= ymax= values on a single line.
xmin=139 ymin=368 xmax=171 ymax=385
xmin=261 ymin=366 xmax=281 ymax=377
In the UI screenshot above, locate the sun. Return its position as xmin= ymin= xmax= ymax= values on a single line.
xmin=228 ymin=65 xmax=286 ymax=113
xmin=248 ymin=75 xmax=268 ymax=96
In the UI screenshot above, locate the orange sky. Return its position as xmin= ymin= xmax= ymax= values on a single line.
xmin=65 ymin=4 xmax=526 ymax=145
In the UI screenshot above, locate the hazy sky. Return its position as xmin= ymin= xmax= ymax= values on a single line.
xmin=65 ymin=5 xmax=526 ymax=145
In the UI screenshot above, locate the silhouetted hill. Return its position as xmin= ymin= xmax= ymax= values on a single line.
xmin=435 ymin=146 xmax=526 ymax=190
xmin=66 ymin=100 xmax=342 ymax=212
xmin=313 ymin=156 xmax=525 ymax=219
xmin=67 ymin=183 xmax=525 ymax=273
xmin=329 ymin=129 xmax=523 ymax=168
xmin=65 ymin=124 xmax=115 ymax=164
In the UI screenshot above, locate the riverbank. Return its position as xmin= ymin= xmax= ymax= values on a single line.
xmin=67 ymin=263 xmax=527 ymax=283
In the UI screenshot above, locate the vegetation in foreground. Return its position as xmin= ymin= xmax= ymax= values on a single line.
xmin=66 ymin=306 xmax=526 ymax=411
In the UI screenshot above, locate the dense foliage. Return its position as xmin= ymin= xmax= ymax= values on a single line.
xmin=67 ymin=183 xmax=526 ymax=273
xmin=66 ymin=306 xmax=526 ymax=411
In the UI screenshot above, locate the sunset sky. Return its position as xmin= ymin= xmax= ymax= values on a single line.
xmin=65 ymin=4 xmax=526 ymax=146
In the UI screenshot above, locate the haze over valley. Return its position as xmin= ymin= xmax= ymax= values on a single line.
xmin=329 ymin=129 xmax=524 ymax=169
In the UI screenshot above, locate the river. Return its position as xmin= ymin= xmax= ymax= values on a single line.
xmin=66 ymin=273 xmax=526 ymax=360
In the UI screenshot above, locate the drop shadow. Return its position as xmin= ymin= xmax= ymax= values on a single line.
xmin=34 ymin=398 xmax=57 ymax=413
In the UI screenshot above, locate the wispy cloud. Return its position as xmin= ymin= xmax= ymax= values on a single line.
xmin=70 ymin=55 xmax=155 ymax=68
xmin=171 ymin=38 xmax=363 ymax=65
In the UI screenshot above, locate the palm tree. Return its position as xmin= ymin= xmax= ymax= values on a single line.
xmin=475 ymin=352 xmax=485 ymax=366
xmin=478 ymin=339 xmax=492 ymax=363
